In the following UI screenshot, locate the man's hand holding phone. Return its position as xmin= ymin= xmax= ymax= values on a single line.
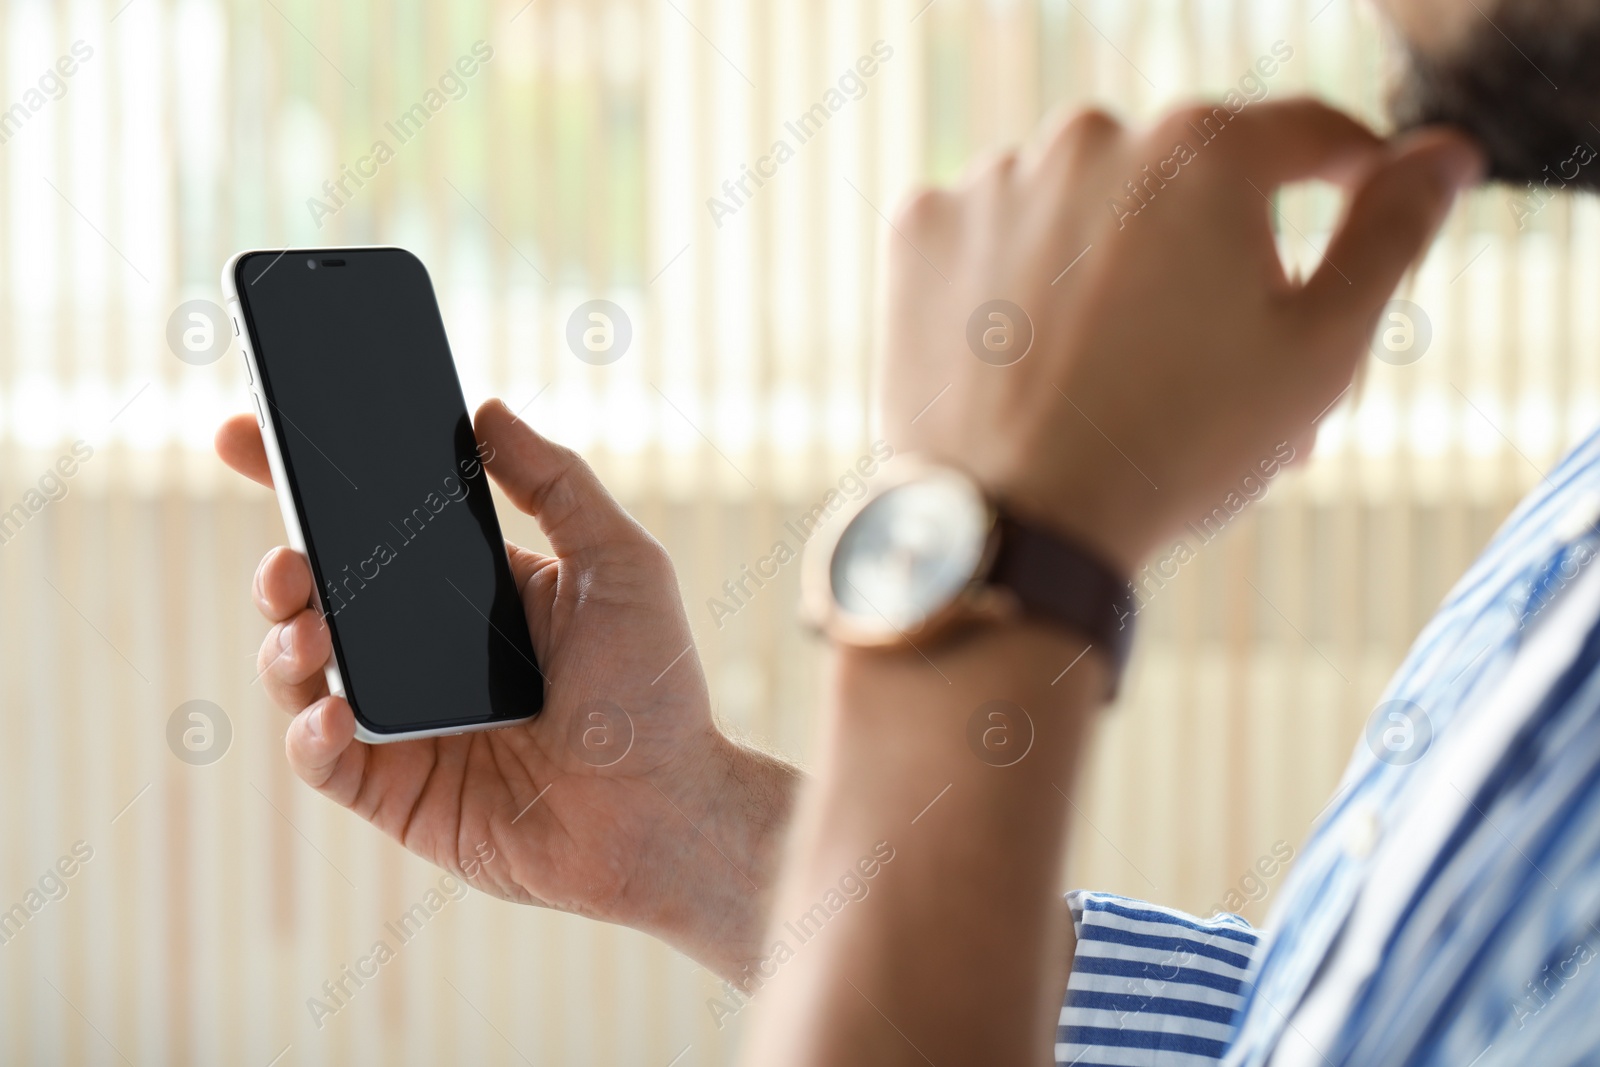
xmin=216 ymin=400 xmax=799 ymax=981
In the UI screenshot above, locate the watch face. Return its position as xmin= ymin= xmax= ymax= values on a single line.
xmin=830 ymin=471 xmax=992 ymax=635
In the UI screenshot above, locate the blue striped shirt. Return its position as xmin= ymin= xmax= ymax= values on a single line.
xmin=1060 ymin=425 xmax=1600 ymax=1066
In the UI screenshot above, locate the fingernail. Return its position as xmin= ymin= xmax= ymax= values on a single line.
xmin=279 ymin=622 xmax=294 ymax=654
xmin=306 ymin=703 xmax=325 ymax=741
xmin=252 ymin=560 xmax=267 ymax=609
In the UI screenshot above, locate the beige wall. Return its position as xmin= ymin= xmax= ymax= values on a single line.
xmin=0 ymin=0 xmax=1590 ymax=1063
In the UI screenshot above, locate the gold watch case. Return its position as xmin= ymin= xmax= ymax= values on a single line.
xmin=799 ymin=457 xmax=1022 ymax=647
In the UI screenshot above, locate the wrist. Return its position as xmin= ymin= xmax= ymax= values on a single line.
xmin=646 ymin=731 xmax=804 ymax=982
xmin=823 ymin=624 xmax=1108 ymax=811
xmin=818 ymin=622 xmax=1108 ymax=839
xmin=832 ymin=621 xmax=1109 ymax=738
xmin=1000 ymin=477 xmax=1153 ymax=581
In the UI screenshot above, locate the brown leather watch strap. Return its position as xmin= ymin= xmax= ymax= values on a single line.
xmin=989 ymin=514 xmax=1137 ymax=696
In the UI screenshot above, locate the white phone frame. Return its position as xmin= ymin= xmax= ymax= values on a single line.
xmin=221 ymin=247 xmax=540 ymax=744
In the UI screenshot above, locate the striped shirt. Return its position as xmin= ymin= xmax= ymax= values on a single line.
xmin=1059 ymin=892 xmax=1260 ymax=1066
xmin=1060 ymin=425 xmax=1600 ymax=1067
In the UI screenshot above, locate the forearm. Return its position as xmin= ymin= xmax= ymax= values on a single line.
xmin=740 ymin=624 xmax=1109 ymax=1067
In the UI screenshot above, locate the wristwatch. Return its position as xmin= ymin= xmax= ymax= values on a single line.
xmin=800 ymin=458 xmax=1137 ymax=695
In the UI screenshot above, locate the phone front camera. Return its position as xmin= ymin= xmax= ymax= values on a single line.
xmin=306 ymin=258 xmax=318 ymax=270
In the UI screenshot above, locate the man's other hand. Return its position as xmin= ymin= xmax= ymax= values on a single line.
xmin=880 ymin=98 xmax=1483 ymax=573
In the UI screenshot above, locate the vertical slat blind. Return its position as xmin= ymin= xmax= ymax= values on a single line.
xmin=0 ymin=0 xmax=1587 ymax=1062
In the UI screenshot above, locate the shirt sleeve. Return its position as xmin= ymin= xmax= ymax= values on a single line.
xmin=1057 ymin=891 xmax=1263 ymax=1067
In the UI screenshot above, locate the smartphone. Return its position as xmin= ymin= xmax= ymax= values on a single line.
xmin=221 ymin=246 xmax=544 ymax=742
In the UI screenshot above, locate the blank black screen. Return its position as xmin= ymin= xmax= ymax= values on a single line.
xmin=235 ymin=248 xmax=543 ymax=735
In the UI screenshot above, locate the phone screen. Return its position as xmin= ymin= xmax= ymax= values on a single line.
xmin=233 ymin=248 xmax=543 ymax=735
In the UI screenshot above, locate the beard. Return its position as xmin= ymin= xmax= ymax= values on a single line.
xmin=1386 ymin=0 xmax=1600 ymax=189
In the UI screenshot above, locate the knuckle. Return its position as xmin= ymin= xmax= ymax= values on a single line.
xmin=307 ymin=608 xmax=331 ymax=641
xmin=273 ymin=654 xmax=301 ymax=685
xmin=639 ymin=532 xmax=676 ymax=576
xmin=966 ymin=148 xmax=1019 ymax=186
xmin=1027 ymin=109 xmax=1121 ymax=187
xmin=292 ymin=611 xmax=328 ymax=653
xmin=259 ymin=630 xmax=288 ymax=674
xmin=599 ymin=518 xmax=671 ymax=569
xmin=285 ymin=729 xmax=329 ymax=782
xmin=1044 ymin=106 xmax=1121 ymax=155
xmin=523 ymin=445 xmax=589 ymax=516
xmin=546 ymin=437 xmax=586 ymax=470
xmin=1156 ymin=102 xmax=1227 ymax=142
xmin=889 ymin=185 xmax=948 ymax=235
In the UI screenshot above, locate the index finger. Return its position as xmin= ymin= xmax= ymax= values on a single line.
xmin=1195 ymin=96 xmax=1386 ymax=190
xmin=215 ymin=413 xmax=274 ymax=488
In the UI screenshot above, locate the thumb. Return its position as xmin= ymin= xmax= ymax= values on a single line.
xmin=473 ymin=398 xmax=645 ymax=558
xmin=1303 ymin=127 xmax=1484 ymax=320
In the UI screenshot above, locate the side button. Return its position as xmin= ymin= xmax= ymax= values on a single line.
xmin=253 ymin=393 xmax=266 ymax=427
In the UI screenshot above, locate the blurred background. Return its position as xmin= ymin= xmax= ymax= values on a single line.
xmin=2 ymin=0 xmax=1596 ymax=1063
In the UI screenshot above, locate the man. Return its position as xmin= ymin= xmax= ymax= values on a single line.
xmin=213 ymin=3 xmax=1600 ymax=1066
xmin=733 ymin=2 xmax=1600 ymax=1065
